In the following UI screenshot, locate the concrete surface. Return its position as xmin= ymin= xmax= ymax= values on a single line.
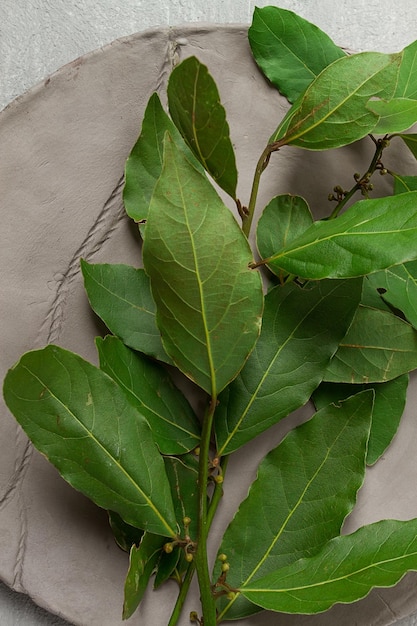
xmin=1 ymin=1 xmax=417 ymax=625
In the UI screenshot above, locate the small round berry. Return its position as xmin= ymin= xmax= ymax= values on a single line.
xmin=163 ymin=542 xmax=174 ymax=553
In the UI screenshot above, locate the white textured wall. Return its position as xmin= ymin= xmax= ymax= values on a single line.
xmin=1 ymin=1 xmax=417 ymax=625
xmin=3 ymin=0 xmax=417 ymax=110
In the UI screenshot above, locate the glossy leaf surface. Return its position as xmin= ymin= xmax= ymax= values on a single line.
xmin=324 ymin=305 xmax=417 ymax=383
xmin=167 ymin=56 xmax=237 ymax=198
xmin=215 ymin=391 xmax=373 ymax=621
xmin=154 ymin=546 xmax=181 ymax=590
xmin=313 ymin=375 xmax=408 ymax=465
xmin=153 ymin=454 xmax=200 ymax=587
xmin=164 ymin=454 xmax=199 ymax=542
xmin=123 ymin=533 xmax=165 ymax=619
xmin=96 ymin=336 xmax=200 ymax=455
xmin=256 ymin=194 xmax=313 ymax=263
xmin=392 ymin=174 xmax=417 ymax=194
xmin=215 ymin=278 xmax=362 ymax=455
xmin=272 ymin=52 xmax=401 ymax=150
xmin=368 ymin=98 xmax=417 ymax=134
xmin=263 ymin=192 xmax=417 ymax=280
xmin=81 ymin=261 xmax=171 ymax=364
xmin=3 ymin=346 xmax=177 ymax=538
xmin=360 ymin=271 xmax=391 ymax=311
xmin=366 ymin=261 xmax=417 ymax=329
xmin=241 ymin=518 xmax=417 ymax=614
xmin=248 ymin=6 xmax=345 ymax=103
xmin=123 ymin=92 xmax=203 ymax=223
xmin=395 ymin=39 xmax=417 ymax=99
xmin=142 ymin=136 xmax=263 ymax=396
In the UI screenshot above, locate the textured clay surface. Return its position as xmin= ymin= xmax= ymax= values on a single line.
xmin=1 ymin=26 xmax=417 ymax=626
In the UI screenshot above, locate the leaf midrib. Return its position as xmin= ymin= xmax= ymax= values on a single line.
xmin=267 ymin=226 xmax=417 ymax=267
xmin=279 ymin=54 xmax=390 ymax=145
xmin=171 ymin=146 xmax=217 ymax=398
xmin=22 ymin=361 xmax=176 ymax=538
xmin=242 ymin=547 xmax=417 ymax=594
xmin=256 ymin=11 xmax=316 ymax=80
xmin=219 ymin=402 xmax=363 ymax=619
xmin=104 ymin=361 xmax=200 ymax=442
xmin=85 ymin=268 xmax=155 ymax=317
xmin=217 ymin=283 xmax=343 ymax=455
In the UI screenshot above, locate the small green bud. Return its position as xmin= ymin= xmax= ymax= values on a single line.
xmin=221 ymin=562 xmax=230 ymax=573
xmin=214 ymin=474 xmax=224 ymax=484
xmin=194 ymin=446 xmax=200 ymax=456
xmin=183 ymin=516 xmax=192 ymax=526
xmin=190 ymin=611 xmax=199 ymax=622
xmin=226 ymin=591 xmax=236 ymax=600
xmin=218 ymin=553 xmax=228 ymax=562
xmin=164 ymin=542 xmax=174 ymax=553
xmin=185 ymin=552 xmax=194 ymax=562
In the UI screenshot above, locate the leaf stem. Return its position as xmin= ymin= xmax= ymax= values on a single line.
xmin=242 ymin=141 xmax=283 ymax=238
xmin=167 ymin=454 xmax=229 ymax=626
xmin=167 ymin=563 xmax=195 ymax=626
xmin=207 ymin=455 xmax=229 ymax=529
xmin=166 ymin=454 xmax=229 ymax=626
xmin=194 ymin=396 xmax=218 ymax=625
xmin=329 ymin=135 xmax=389 ymax=218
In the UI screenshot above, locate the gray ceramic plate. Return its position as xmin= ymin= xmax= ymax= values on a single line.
xmin=1 ymin=25 xmax=417 ymax=626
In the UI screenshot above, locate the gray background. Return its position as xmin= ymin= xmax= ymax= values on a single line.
xmin=1 ymin=1 xmax=417 ymax=625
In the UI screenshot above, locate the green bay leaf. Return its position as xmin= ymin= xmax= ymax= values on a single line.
xmin=241 ymin=518 xmax=417 ymax=614
xmin=96 ymin=336 xmax=200 ymax=455
xmin=395 ymin=39 xmax=417 ymax=99
xmin=164 ymin=454 xmax=199 ymax=542
xmin=273 ymin=51 xmax=402 ymax=150
xmin=368 ymin=98 xmax=417 ymax=134
xmin=392 ymin=173 xmax=417 ymax=194
xmin=81 ymin=260 xmax=171 ymax=364
xmin=366 ymin=261 xmax=417 ymax=329
xmin=262 ymin=192 xmax=417 ymax=280
xmin=313 ymin=375 xmax=408 ymax=465
xmin=216 ymin=391 xmax=373 ymax=621
xmin=324 ymin=305 xmax=417 ymax=383
xmin=256 ymin=194 xmax=313 ymax=265
xmin=142 ymin=135 xmax=263 ymax=396
xmin=123 ymin=532 xmax=166 ymax=620
xmin=123 ymin=92 xmax=203 ymax=223
xmin=108 ymin=510 xmax=144 ymax=553
xmin=3 ymin=346 xmax=177 ymax=538
xmin=153 ymin=545 xmax=181 ymax=590
xmin=249 ymin=6 xmax=345 ymax=103
xmin=215 ymin=278 xmax=362 ymax=456
xmin=167 ymin=56 xmax=237 ymax=198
